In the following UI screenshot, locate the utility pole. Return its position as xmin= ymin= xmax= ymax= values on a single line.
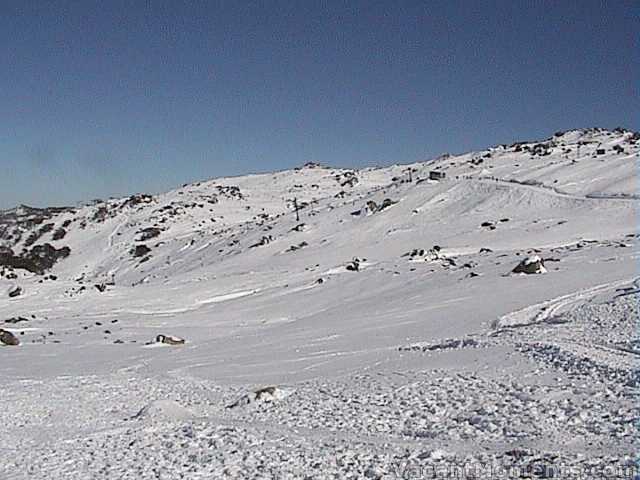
xmin=293 ymin=198 xmax=300 ymax=222
xmin=408 ymin=169 xmax=412 ymax=183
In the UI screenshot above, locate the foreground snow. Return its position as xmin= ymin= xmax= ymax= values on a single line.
xmin=0 ymin=128 xmax=638 ymax=478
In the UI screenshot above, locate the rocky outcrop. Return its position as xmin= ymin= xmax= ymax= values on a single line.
xmin=512 ymin=255 xmax=547 ymax=274
xmin=352 ymin=198 xmax=397 ymax=217
xmin=0 ymin=244 xmax=71 ymax=274
xmin=0 ymin=329 xmax=20 ymax=346
xmin=137 ymin=227 xmax=162 ymax=241
xmin=131 ymin=244 xmax=152 ymax=258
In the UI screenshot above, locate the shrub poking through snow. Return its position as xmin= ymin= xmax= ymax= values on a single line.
xmin=512 ymin=255 xmax=547 ymax=274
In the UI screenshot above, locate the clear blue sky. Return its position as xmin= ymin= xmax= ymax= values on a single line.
xmin=1 ymin=0 xmax=637 ymax=208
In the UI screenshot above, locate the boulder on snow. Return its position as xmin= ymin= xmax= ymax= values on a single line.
xmin=352 ymin=198 xmax=397 ymax=217
xmin=403 ymin=246 xmax=443 ymax=262
xmin=512 ymin=255 xmax=547 ymax=274
xmin=345 ymin=257 xmax=364 ymax=271
xmin=136 ymin=227 xmax=162 ymax=241
xmin=285 ymin=241 xmax=308 ymax=252
xmin=351 ymin=201 xmax=377 ymax=217
xmin=131 ymin=244 xmax=151 ymax=258
xmin=249 ymin=235 xmax=273 ymax=248
xmin=155 ymin=334 xmax=185 ymax=345
xmin=8 ymin=286 xmax=22 ymax=298
xmin=226 ymin=386 xmax=291 ymax=409
xmin=0 ymin=329 xmax=20 ymax=346
xmin=132 ymin=399 xmax=195 ymax=421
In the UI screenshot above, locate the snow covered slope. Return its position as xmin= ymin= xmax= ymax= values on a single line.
xmin=0 ymin=128 xmax=638 ymax=479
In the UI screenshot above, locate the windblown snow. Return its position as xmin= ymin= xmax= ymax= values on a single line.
xmin=0 ymin=128 xmax=638 ymax=479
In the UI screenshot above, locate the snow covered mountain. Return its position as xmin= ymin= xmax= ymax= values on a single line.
xmin=1 ymin=127 xmax=638 ymax=478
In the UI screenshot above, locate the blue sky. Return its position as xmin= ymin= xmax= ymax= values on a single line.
xmin=1 ymin=0 xmax=637 ymax=208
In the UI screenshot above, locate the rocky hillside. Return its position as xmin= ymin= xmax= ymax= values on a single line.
xmin=1 ymin=127 xmax=638 ymax=478
xmin=0 ymin=127 xmax=637 ymax=288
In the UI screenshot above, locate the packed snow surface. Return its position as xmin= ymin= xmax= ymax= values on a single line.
xmin=0 ymin=128 xmax=638 ymax=478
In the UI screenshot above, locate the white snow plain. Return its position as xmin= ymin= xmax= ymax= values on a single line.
xmin=0 ymin=128 xmax=638 ymax=479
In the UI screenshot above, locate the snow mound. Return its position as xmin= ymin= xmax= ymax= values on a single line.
xmin=132 ymin=399 xmax=196 ymax=421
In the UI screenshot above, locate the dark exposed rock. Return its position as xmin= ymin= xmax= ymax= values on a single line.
xmin=52 ymin=227 xmax=67 ymax=241
xmin=131 ymin=244 xmax=151 ymax=258
xmin=353 ymin=198 xmax=397 ymax=217
xmin=0 ymin=329 xmax=19 ymax=346
xmin=122 ymin=194 xmax=155 ymax=209
xmin=0 ymin=244 xmax=71 ymax=274
xmin=155 ymin=334 xmax=185 ymax=345
xmin=512 ymin=256 xmax=546 ymax=274
xmin=0 ymin=205 xmax=68 ymax=248
xmin=91 ymin=206 xmax=111 ymax=223
xmin=226 ymin=386 xmax=281 ymax=409
xmin=137 ymin=227 xmax=162 ymax=241
xmin=402 ymin=248 xmax=425 ymax=258
xmin=5 ymin=316 xmax=29 ymax=324
xmin=378 ymin=198 xmax=397 ymax=212
xmin=286 ymin=241 xmax=308 ymax=252
xmin=249 ymin=235 xmax=273 ymax=248
xmin=613 ymin=144 xmax=625 ymax=154
xmin=8 ymin=286 xmax=22 ymax=298
xmin=345 ymin=258 xmax=362 ymax=271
